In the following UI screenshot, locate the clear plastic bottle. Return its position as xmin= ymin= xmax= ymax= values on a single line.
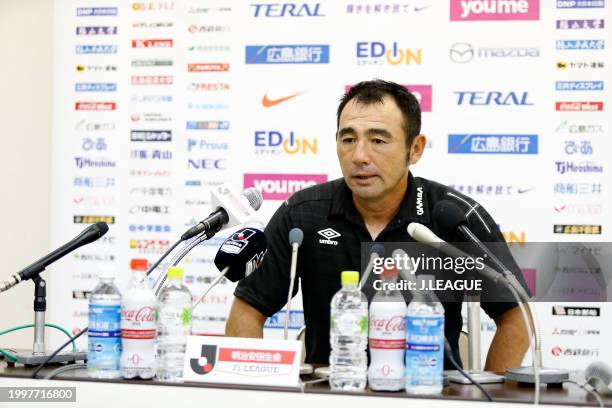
xmin=405 ymin=274 xmax=445 ymax=395
xmin=368 ymin=267 xmax=407 ymax=391
xmin=87 ymin=266 xmax=122 ymax=379
xmin=156 ymin=266 xmax=192 ymax=382
xmin=121 ymin=258 xmax=157 ymax=379
xmin=330 ymin=271 xmax=368 ymax=391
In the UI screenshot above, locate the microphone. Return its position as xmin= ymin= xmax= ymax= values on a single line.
xmin=406 ymin=223 xmax=506 ymax=286
xmin=285 ymin=228 xmax=303 ymax=340
xmin=1 ymin=222 xmax=109 ymax=293
xmin=586 ymin=361 xmax=612 ymax=395
xmin=433 ymin=200 xmax=508 ymax=274
xmin=359 ymin=243 xmax=385 ymax=288
xmin=432 ymin=200 xmax=530 ymax=301
xmin=192 ymin=228 xmax=267 ymax=311
xmin=213 ymin=228 xmax=268 ymax=282
xmin=181 ymin=186 xmax=263 ymax=241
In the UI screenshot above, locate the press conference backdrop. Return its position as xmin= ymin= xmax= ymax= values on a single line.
xmin=48 ymin=0 xmax=610 ymax=370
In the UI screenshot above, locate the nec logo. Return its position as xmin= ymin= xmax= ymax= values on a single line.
xmin=318 ymin=228 xmax=341 ymax=245
xmin=187 ymin=159 xmax=227 ymax=170
xmin=251 ymin=3 xmax=325 ymax=17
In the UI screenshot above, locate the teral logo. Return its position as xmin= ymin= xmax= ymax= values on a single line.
xmin=190 ymin=345 xmax=217 ymax=375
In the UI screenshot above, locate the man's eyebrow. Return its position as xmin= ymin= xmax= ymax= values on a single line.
xmin=338 ymin=127 xmax=356 ymax=137
xmin=337 ymin=127 xmax=393 ymax=138
xmin=367 ymin=128 xmax=392 ymax=138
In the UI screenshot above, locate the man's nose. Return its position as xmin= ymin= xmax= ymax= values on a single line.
xmin=351 ymin=139 xmax=371 ymax=165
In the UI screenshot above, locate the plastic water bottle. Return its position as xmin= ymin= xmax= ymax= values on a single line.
xmin=87 ymin=266 xmax=122 ymax=379
xmin=368 ymin=267 xmax=407 ymax=391
xmin=330 ymin=271 xmax=368 ymax=391
xmin=156 ymin=266 xmax=192 ymax=382
xmin=121 ymin=258 xmax=157 ymax=379
xmin=405 ymin=274 xmax=445 ymax=394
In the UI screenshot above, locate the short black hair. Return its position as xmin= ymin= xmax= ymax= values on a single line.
xmin=336 ymin=79 xmax=422 ymax=147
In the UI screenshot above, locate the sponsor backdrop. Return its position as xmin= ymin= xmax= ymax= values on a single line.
xmin=49 ymin=1 xmax=610 ymax=370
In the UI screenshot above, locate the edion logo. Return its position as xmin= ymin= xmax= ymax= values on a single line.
xmin=450 ymin=0 xmax=540 ymax=21
xmin=244 ymin=173 xmax=327 ymax=200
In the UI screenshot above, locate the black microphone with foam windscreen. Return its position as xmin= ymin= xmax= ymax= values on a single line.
xmin=192 ymin=228 xmax=267 ymax=311
xmin=1 ymin=222 xmax=109 ymax=293
xmin=284 ymin=228 xmax=303 ymax=340
xmin=433 ymin=200 xmax=510 ymax=274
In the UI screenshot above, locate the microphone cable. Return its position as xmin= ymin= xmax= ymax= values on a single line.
xmin=31 ymin=328 xmax=88 ymax=379
xmin=444 ymin=339 xmax=494 ymax=402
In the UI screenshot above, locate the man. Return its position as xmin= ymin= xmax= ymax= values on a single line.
xmin=226 ymin=79 xmax=529 ymax=371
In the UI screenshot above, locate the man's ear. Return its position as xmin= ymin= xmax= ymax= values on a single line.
xmin=408 ymin=134 xmax=427 ymax=165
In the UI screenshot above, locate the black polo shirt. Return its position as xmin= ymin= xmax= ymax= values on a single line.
xmin=235 ymin=172 xmax=528 ymax=367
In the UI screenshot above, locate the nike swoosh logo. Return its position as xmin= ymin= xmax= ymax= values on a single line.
xmin=262 ymin=92 xmax=303 ymax=107
xmin=554 ymin=206 xmax=566 ymax=212
xmin=517 ymin=188 xmax=534 ymax=194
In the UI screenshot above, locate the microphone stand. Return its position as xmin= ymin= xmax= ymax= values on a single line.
xmin=448 ymin=287 xmax=504 ymax=384
xmin=9 ymin=273 xmax=86 ymax=366
xmin=150 ymin=230 xmax=215 ymax=296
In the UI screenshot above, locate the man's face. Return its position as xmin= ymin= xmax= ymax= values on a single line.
xmin=336 ymin=96 xmax=412 ymax=202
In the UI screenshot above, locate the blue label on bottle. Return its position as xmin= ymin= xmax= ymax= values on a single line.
xmin=405 ymin=315 xmax=444 ymax=387
xmin=88 ymin=303 xmax=121 ymax=369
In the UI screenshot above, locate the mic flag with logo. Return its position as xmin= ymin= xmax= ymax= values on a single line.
xmin=214 ymin=228 xmax=267 ymax=282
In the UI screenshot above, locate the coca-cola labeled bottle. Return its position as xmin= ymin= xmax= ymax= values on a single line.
xmin=121 ymin=258 xmax=157 ymax=379
xmin=368 ymin=267 xmax=407 ymax=391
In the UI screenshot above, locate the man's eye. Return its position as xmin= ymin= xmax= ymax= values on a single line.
xmin=342 ymin=137 xmax=355 ymax=144
xmin=373 ymin=139 xmax=385 ymax=144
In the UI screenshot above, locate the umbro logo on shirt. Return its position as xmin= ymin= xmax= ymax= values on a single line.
xmin=317 ymin=228 xmax=340 ymax=245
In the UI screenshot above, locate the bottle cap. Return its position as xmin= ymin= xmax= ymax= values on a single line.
xmin=341 ymin=271 xmax=359 ymax=285
xmin=381 ymin=265 xmax=399 ymax=280
xmin=167 ymin=266 xmax=184 ymax=280
xmin=98 ymin=266 xmax=115 ymax=280
xmin=130 ymin=258 xmax=149 ymax=271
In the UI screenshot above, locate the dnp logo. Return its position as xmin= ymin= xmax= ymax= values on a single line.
xmin=76 ymin=7 xmax=118 ymax=16
xmin=254 ymin=131 xmax=318 ymax=155
xmin=557 ymin=0 xmax=605 ymax=7
xmin=245 ymin=45 xmax=329 ymax=64
xmin=450 ymin=0 xmax=540 ymax=21
xmin=356 ymin=42 xmax=422 ymax=66
xmin=448 ymin=134 xmax=538 ymax=154
xmin=74 ymin=83 xmax=117 ymax=92
xmin=244 ymin=173 xmax=328 ymax=200
xmin=455 ymin=91 xmax=533 ymax=106
xmin=251 ymin=3 xmax=325 ymax=17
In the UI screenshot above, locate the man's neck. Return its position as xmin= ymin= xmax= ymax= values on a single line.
xmin=352 ymin=177 xmax=408 ymax=238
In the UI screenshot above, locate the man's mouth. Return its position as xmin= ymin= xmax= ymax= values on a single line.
xmin=352 ymin=173 xmax=378 ymax=184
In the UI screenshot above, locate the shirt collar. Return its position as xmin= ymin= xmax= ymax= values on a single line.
xmin=329 ymin=172 xmax=431 ymax=227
